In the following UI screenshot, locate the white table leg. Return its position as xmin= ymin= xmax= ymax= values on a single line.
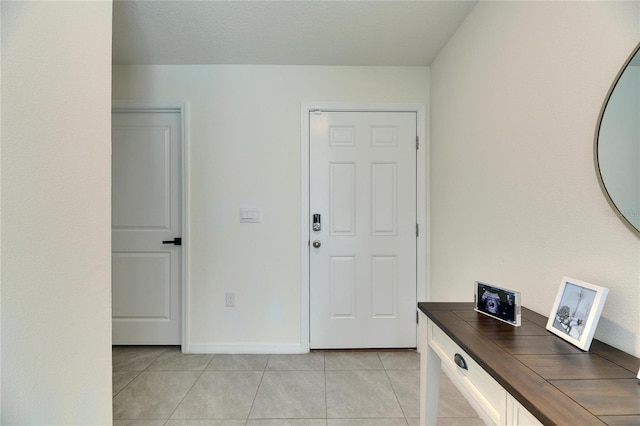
xmin=420 ymin=317 xmax=442 ymax=426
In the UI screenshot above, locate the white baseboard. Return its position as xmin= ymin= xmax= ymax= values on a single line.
xmin=183 ymin=342 xmax=308 ymax=354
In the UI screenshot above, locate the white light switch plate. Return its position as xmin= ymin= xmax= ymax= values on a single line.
xmin=239 ymin=207 xmax=261 ymax=223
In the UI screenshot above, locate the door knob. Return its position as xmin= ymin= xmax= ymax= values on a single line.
xmin=162 ymin=237 xmax=182 ymax=246
xmin=312 ymin=240 xmax=321 ymax=248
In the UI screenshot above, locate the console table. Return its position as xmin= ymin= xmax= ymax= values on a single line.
xmin=418 ymin=302 xmax=640 ymax=425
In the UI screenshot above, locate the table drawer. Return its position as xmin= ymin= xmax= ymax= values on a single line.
xmin=429 ymin=320 xmax=506 ymax=424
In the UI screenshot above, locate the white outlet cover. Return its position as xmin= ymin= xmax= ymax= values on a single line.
xmin=225 ymin=292 xmax=235 ymax=307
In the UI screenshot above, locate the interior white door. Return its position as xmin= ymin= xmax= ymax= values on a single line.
xmin=112 ymin=110 xmax=182 ymax=345
xmin=309 ymin=111 xmax=417 ymax=349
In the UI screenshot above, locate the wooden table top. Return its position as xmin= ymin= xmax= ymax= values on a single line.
xmin=418 ymin=302 xmax=640 ymax=426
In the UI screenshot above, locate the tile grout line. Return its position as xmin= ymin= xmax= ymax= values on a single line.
xmin=111 ymin=370 xmax=141 ymax=400
xmin=164 ymin=369 xmax=205 ymax=422
xmin=381 ymin=353 xmax=417 ymax=424
xmin=112 ymin=346 xmax=171 ymax=401
xmin=244 ymin=354 xmax=269 ymax=425
xmin=381 ymin=352 xmax=412 ymax=425
xmin=112 ymin=346 xmax=175 ymax=422
xmin=385 ymin=368 xmax=408 ymax=420
xmin=162 ymin=349 xmax=212 ymax=423
xmin=323 ymin=350 xmax=328 ymax=423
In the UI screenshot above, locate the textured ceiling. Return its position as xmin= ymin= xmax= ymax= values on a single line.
xmin=112 ymin=0 xmax=477 ymax=66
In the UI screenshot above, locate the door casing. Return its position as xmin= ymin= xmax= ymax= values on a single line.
xmin=301 ymin=102 xmax=428 ymax=353
xmin=112 ymin=99 xmax=190 ymax=350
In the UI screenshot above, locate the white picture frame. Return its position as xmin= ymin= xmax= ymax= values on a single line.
xmin=546 ymin=277 xmax=609 ymax=351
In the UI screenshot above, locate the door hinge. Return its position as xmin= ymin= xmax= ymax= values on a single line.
xmin=416 ymin=223 xmax=419 ymax=237
xmin=416 ymin=136 xmax=419 ymax=150
xmin=416 ymin=311 xmax=419 ymax=324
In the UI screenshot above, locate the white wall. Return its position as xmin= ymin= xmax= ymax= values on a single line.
xmin=1 ymin=1 xmax=113 ymax=423
xmin=430 ymin=1 xmax=640 ymax=355
xmin=112 ymin=66 xmax=429 ymax=352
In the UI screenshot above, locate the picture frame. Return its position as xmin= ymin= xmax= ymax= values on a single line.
xmin=474 ymin=281 xmax=521 ymax=326
xmin=546 ymin=277 xmax=609 ymax=351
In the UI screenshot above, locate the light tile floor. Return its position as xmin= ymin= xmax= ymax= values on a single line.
xmin=113 ymin=347 xmax=484 ymax=426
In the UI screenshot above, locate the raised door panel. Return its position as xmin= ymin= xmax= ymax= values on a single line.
xmin=330 ymin=256 xmax=356 ymax=318
xmin=112 ymin=252 xmax=171 ymax=319
xmin=371 ymin=256 xmax=397 ymax=318
xmin=371 ymin=162 xmax=397 ymax=235
xmin=112 ymin=126 xmax=171 ymax=229
xmin=330 ymin=162 xmax=356 ymax=236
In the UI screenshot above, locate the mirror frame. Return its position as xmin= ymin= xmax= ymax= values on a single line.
xmin=594 ymin=41 xmax=640 ymax=236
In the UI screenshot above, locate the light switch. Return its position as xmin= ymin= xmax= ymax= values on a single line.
xmin=239 ymin=207 xmax=261 ymax=223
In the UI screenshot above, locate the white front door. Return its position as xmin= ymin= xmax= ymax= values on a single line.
xmin=112 ymin=110 xmax=182 ymax=345
xmin=309 ymin=111 xmax=417 ymax=349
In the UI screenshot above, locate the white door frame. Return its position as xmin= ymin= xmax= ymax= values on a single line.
xmin=301 ymin=102 xmax=428 ymax=352
xmin=112 ymin=99 xmax=190 ymax=350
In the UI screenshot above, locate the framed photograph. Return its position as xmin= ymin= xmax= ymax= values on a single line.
xmin=546 ymin=277 xmax=609 ymax=351
xmin=474 ymin=281 xmax=521 ymax=326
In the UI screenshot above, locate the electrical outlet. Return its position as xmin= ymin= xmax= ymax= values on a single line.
xmin=225 ymin=292 xmax=235 ymax=307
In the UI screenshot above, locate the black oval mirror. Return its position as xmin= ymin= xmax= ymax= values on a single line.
xmin=595 ymin=42 xmax=640 ymax=235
